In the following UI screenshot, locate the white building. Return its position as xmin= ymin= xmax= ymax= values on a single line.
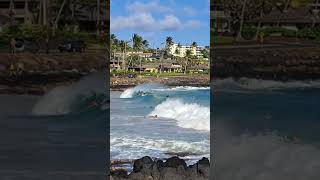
xmin=168 ymin=43 xmax=205 ymax=58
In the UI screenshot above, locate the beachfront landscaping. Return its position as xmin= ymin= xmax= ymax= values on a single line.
xmin=110 ymin=34 xmax=210 ymax=77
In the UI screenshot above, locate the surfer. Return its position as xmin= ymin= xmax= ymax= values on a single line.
xmin=87 ymin=100 xmax=99 ymax=109
xmin=148 ymin=115 xmax=158 ymax=119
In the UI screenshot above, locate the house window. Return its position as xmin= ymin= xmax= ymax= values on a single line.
xmin=0 ymin=2 xmax=10 ymax=8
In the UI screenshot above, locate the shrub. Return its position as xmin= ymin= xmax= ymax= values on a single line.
xmin=241 ymin=26 xmax=257 ymax=40
xmin=260 ymin=27 xmax=296 ymax=37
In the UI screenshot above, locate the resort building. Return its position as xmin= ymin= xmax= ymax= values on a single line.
xmin=167 ymin=43 xmax=207 ymax=58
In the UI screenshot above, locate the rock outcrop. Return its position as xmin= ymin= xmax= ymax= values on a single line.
xmin=0 ymin=52 xmax=105 ymax=95
xmin=110 ymin=156 xmax=210 ymax=180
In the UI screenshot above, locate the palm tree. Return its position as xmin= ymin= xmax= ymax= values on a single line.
xmin=132 ymin=33 xmax=143 ymax=73
xmin=8 ymin=0 xmax=15 ymax=23
xmin=191 ymin=41 xmax=198 ymax=47
xmin=181 ymin=49 xmax=192 ymax=74
xmin=53 ymin=0 xmax=67 ymax=35
xmin=166 ymin=36 xmax=173 ymax=46
xmin=142 ymin=39 xmax=149 ymax=50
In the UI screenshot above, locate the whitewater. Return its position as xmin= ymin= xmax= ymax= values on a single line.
xmin=111 ymin=83 xmax=210 ymax=167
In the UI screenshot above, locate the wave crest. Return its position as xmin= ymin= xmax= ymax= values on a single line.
xmin=120 ymin=83 xmax=165 ymax=98
xmin=149 ymin=98 xmax=210 ymax=131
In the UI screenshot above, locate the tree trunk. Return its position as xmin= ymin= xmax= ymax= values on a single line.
xmin=122 ymin=44 xmax=126 ymax=70
xmin=277 ymin=0 xmax=290 ymax=27
xmin=139 ymin=56 xmax=142 ymax=74
xmin=254 ymin=8 xmax=264 ymax=41
xmin=71 ymin=3 xmax=75 ymax=22
xmin=117 ymin=50 xmax=120 ymax=70
xmin=96 ymin=0 xmax=101 ymax=37
xmin=9 ymin=0 xmax=15 ymax=23
xmin=24 ymin=0 xmax=29 ymax=24
xmin=237 ymin=0 xmax=247 ymax=41
xmin=43 ymin=0 xmax=47 ymax=25
xmin=39 ymin=0 xmax=43 ymax=24
xmin=53 ymin=0 xmax=66 ymax=36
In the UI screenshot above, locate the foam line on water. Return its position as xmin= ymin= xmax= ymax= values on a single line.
xmin=214 ymin=78 xmax=320 ymax=90
xmin=111 ymin=135 xmax=209 ymax=160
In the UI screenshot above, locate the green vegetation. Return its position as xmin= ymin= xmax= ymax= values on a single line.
xmin=110 ymin=33 xmax=209 ymax=76
xmin=1 ymin=0 xmax=105 ymax=50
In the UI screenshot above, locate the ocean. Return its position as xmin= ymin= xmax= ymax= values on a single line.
xmin=110 ymin=83 xmax=210 ymax=170
xmin=213 ymin=78 xmax=320 ymax=180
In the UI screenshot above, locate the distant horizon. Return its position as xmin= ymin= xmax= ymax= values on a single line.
xmin=110 ymin=0 xmax=210 ymax=48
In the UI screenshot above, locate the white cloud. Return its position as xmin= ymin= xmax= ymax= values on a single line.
xmin=111 ymin=13 xmax=182 ymax=32
xmin=126 ymin=1 xmax=173 ymax=14
xmin=184 ymin=20 xmax=202 ymax=29
xmin=183 ymin=7 xmax=197 ymax=16
xmin=158 ymin=15 xmax=182 ymax=31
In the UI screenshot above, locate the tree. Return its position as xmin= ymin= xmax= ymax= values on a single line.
xmin=254 ymin=0 xmax=273 ymax=40
xmin=177 ymin=49 xmax=193 ymax=74
xmin=53 ymin=0 xmax=67 ymax=35
xmin=132 ymin=33 xmax=143 ymax=73
xmin=110 ymin=34 xmax=119 ymax=67
xmin=191 ymin=41 xmax=198 ymax=47
xmin=166 ymin=36 xmax=173 ymax=46
xmin=175 ymin=48 xmax=180 ymax=55
xmin=201 ymin=49 xmax=209 ymax=58
xmin=142 ymin=39 xmax=149 ymax=50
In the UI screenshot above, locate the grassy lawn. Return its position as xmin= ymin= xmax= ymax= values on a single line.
xmin=211 ymin=36 xmax=235 ymax=46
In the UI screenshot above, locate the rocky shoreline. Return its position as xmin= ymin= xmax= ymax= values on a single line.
xmin=110 ymin=75 xmax=210 ymax=91
xmin=0 ymin=52 xmax=106 ymax=95
xmin=110 ymin=156 xmax=210 ymax=180
xmin=212 ymin=46 xmax=320 ymax=81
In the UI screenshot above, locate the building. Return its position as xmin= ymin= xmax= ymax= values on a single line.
xmin=211 ymin=2 xmax=231 ymax=33
xmin=167 ymin=43 xmax=206 ymax=58
xmin=0 ymin=0 xmax=108 ymax=33
xmin=251 ymin=0 xmax=320 ymax=30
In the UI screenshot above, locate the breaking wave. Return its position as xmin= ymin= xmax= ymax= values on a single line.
xmin=32 ymin=72 xmax=108 ymax=116
xmin=120 ymin=83 xmax=165 ymax=98
xmin=154 ymin=86 xmax=210 ymax=91
xmin=148 ymin=98 xmax=210 ymax=131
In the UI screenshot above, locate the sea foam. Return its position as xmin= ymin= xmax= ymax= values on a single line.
xmin=149 ymin=98 xmax=210 ymax=131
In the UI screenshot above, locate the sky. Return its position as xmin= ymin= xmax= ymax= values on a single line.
xmin=110 ymin=0 xmax=210 ymax=48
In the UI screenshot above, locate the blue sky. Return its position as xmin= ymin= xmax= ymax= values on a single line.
xmin=110 ymin=0 xmax=210 ymax=48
